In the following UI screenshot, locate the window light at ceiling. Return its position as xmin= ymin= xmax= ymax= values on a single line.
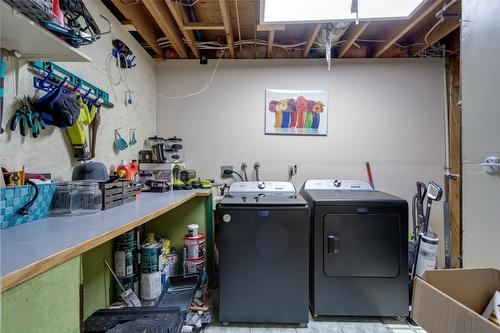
xmin=262 ymin=0 xmax=427 ymax=23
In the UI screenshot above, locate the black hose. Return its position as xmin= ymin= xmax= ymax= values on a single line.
xmin=224 ymin=170 xmax=244 ymax=182
xmin=18 ymin=180 xmax=39 ymax=216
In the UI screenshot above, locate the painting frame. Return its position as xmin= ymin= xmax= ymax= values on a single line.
xmin=265 ymin=89 xmax=328 ymax=136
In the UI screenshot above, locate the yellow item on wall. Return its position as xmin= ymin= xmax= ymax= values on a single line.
xmin=66 ymin=99 xmax=96 ymax=160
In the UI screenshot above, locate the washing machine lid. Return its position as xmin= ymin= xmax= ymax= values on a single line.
xmin=222 ymin=181 xmax=306 ymax=206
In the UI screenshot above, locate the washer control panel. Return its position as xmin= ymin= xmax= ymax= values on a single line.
xmin=303 ymin=179 xmax=373 ymax=191
xmin=229 ymin=181 xmax=296 ymax=195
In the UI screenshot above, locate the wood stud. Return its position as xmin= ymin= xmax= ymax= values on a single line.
xmin=219 ymin=0 xmax=235 ymax=58
xmin=303 ymin=23 xmax=322 ymax=58
xmin=110 ymin=0 xmax=163 ymax=57
xmin=336 ymin=22 xmax=370 ymax=58
xmin=142 ymin=0 xmax=188 ymax=58
xmin=372 ymin=0 xmax=443 ymax=58
xmin=165 ymin=0 xmax=200 ymax=58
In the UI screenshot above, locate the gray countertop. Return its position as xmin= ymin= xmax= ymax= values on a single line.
xmin=0 ymin=189 xmax=210 ymax=289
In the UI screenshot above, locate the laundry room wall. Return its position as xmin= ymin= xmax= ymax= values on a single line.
xmin=156 ymin=58 xmax=447 ymax=264
xmin=0 ymin=0 xmax=157 ymax=180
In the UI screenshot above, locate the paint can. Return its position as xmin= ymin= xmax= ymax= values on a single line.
xmin=187 ymin=224 xmax=199 ymax=237
xmin=183 ymin=233 xmax=205 ymax=259
xmin=115 ymin=230 xmax=137 ymax=250
xmin=114 ymin=249 xmax=137 ymax=277
xmin=184 ymin=255 xmax=205 ymax=275
xmin=140 ymin=271 xmax=162 ymax=301
xmin=114 ymin=230 xmax=138 ymax=277
xmin=114 ymin=274 xmax=139 ymax=300
xmin=140 ymin=242 xmax=162 ymax=273
xmin=166 ymin=249 xmax=179 ymax=276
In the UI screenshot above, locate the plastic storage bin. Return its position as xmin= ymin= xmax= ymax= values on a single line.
xmin=0 ymin=183 xmax=56 ymax=229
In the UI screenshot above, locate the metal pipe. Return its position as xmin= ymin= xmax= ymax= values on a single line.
xmin=186 ymin=0 xmax=202 ymax=41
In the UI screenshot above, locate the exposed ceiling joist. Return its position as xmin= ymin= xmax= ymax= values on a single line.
xmin=182 ymin=23 xmax=225 ymax=31
xmin=142 ymin=0 xmax=188 ymax=58
xmin=257 ymin=24 xmax=286 ymax=31
xmin=267 ymin=30 xmax=275 ymax=58
xmin=410 ymin=17 xmax=460 ymax=56
xmin=373 ymin=0 xmax=443 ymax=58
xmin=165 ymin=1 xmax=200 ymax=58
xmin=303 ymin=23 xmax=322 ymax=58
xmin=219 ymin=0 xmax=235 ymax=58
xmin=110 ymin=0 xmax=163 ymax=56
xmin=337 ymin=21 xmax=370 ymax=58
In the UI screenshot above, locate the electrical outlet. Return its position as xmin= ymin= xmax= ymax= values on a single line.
xmin=221 ymin=165 xmax=233 ymax=178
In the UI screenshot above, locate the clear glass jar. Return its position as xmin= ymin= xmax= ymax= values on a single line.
xmin=50 ymin=182 xmax=78 ymax=215
xmin=76 ymin=181 xmax=102 ymax=214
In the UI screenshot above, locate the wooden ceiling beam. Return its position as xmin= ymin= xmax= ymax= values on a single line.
xmin=267 ymin=30 xmax=275 ymax=58
xmin=219 ymin=0 xmax=235 ymax=58
xmin=336 ymin=21 xmax=370 ymax=58
xmin=257 ymin=24 xmax=286 ymax=31
xmin=142 ymin=0 xmax=188 ymax=58
xmin=182 ymin=23 xmax=226 ymax=30
xmin=165 ymin=1 xmax=200 ymax=58
xmin=410 ymin=17 xmax=461 ymax=56
xmin=110 ymin=0 xmax=163 ymax=56
xmin=372 ymin=0 xmax=443 ymax=58
xmin=303 ymin=23 xmax=322 ymax=58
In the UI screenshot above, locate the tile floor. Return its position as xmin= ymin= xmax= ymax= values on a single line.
xmin=202 ymin=316 xmax=426 ymax=333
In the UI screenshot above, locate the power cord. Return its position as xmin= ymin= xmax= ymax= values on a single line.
xmin=223 ymin=169 xmax=244 ymax=182
xmin=18 ymin=180 xmax=39 ymax=216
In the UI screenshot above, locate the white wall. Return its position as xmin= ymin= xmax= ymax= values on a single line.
xmin=157 ymin=58 xmax=447 ymax=262
xmin=461 ymin=0 xmax=500 ymax=268
xmin=0 ymin=0 xmax=157 ymax=180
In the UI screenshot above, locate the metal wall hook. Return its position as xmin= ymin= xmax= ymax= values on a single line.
xmin=92 ymin=15 xmax=112 ymax=38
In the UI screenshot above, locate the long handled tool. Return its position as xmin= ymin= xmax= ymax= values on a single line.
xmin=103 ymin=259 xmax=141 ymax=307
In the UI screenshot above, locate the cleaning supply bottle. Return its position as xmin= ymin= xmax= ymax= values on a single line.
xmin=116 ymin=160 xmax=132 ymax=180
xmin=129 ymin=160 xmax=140 ymax=183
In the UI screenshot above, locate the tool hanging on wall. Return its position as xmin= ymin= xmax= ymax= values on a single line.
xmin=42 ymin=0 xmax=112 ymax=48
xmin=9 ymin=96 xmax=46 ymax=138
xmin=89 ymin=106 xmax=101 ymax=158
xmin=129 ymin=129 xmax=137 ymax=146
xmin=29 ymin=61 xmax=113 ymax=108
xmin=112 ymin=39 xmax=136 ymax=69
xmin=0 ymin=48 xmax=21 ymax=134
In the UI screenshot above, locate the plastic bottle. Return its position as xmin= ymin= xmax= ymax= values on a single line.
xmin=116 ymin=160 xmax=132 ymax=180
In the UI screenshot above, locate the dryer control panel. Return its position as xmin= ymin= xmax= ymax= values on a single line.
xmin=303 ymin=179 xmax=373 ymax=191
xmin=229 ymin=181 xmax=296 ymax=195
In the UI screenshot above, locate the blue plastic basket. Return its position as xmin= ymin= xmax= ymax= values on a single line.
xmin=0 ymin=183 xmax=56 ymax=229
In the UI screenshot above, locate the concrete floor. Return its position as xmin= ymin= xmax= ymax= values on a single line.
xmin=202 ymin=316 xmax=426 ymax=333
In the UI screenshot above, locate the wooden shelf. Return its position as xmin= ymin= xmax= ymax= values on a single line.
xmin=0 ymin=1 xmax=91 ymax=62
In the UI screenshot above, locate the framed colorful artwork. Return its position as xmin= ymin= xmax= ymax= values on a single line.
xmin=265 ymin=89 xmax=328 ymax=135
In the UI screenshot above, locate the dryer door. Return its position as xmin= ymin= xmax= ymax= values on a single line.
xmin=323 ymin=214 xmax=400 ymax=277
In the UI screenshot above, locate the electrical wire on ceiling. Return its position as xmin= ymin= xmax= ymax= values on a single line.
xmin=154 ymin=50 xmax=225 ymax=99
xmin=172 ymin=0 xmax=201 ymax=6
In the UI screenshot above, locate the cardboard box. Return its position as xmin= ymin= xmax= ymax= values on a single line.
xmin=412 ymin=268 xmax=500 ymax=333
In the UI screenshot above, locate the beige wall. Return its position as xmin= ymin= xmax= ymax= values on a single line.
xmin=156 ymin=58 xmax=447 ymax=263
xmin=0 ymin=0 xmax=157 ymax=180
